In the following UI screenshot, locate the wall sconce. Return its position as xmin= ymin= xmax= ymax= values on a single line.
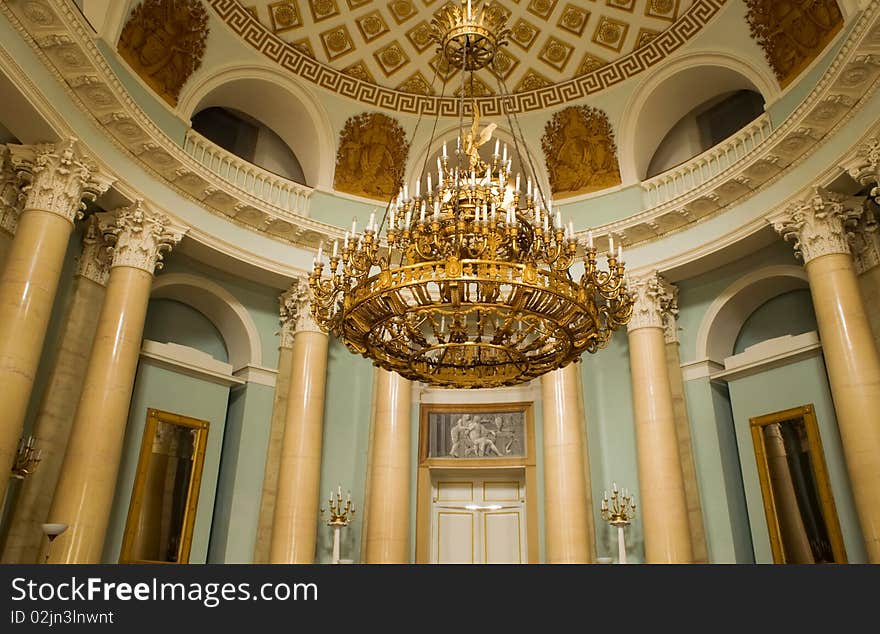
xmin=11 ymin=436 xmax=42 ymax=479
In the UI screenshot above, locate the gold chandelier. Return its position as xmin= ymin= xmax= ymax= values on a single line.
xmin=309 ymin=0 xmax=633 ymax=388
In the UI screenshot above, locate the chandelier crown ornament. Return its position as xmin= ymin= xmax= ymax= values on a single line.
xmin=309 ymin=0 xmax=633 ymax=389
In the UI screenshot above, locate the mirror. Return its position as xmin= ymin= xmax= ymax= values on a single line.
xmin=120 ymin=408 xmax=208 ymax=564
xmin=750 ymin=404 xmax=846 ymax=563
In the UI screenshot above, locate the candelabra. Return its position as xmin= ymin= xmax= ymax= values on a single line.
xmin=601 ymin=482 xmax=636 ymax=564
xmin=11 ymin=436 xmax=42 ymax=479
xmin=321 ymin=486 xmax=355 ymax=564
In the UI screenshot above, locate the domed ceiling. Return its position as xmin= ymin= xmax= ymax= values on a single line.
xmin=209 ymin=0 xmax=725 ymax=114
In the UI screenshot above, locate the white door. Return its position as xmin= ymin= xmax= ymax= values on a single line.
xmin=430 ymin=473 xmax=526 ymax=564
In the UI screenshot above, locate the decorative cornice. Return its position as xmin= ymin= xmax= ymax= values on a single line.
xmin=771 ymin=188 xmax=866 ymax=263
xmin=7 ymin=138 xmax=110 ymax=224
xmin=102 ymin=200 xmax=185 ymax=273
xmin=75 ymin=214 xmax=111 ymax=285
xmin=0 ymin=147 xmax=22 ymax=235
xmin=280 ymin=275 xmax=322 ymax=338
xmin=627 ymin=271 xmax=678 ymax=333
xmin=851 ymin=200 xmax=880 ymax=273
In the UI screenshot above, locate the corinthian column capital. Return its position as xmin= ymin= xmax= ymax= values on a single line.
xmin=8 ymin=139 xmax=112 ymax=224
xmin=0 ymin=148 xmax=22 ymax=235
xmin=850 ymin=202 xmax=880 ymax=274
xmin=101 ymin=200 xmax=185 ymax=274
xmin=627 ymin=271 xmax=678 ymax=333
xmin=75 ymin=215 xmax=112 ymax=285
xmin=280 ymin=275 xmax=321 ymax=339
xmin=771 ymin=189 xmax=866 ymax=264
xmin=845 ymin=137 xmax=880 ymax=197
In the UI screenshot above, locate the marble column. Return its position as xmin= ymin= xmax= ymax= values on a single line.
xmin=0 ymin=140 xmax=109 ymax=487
xmin=253 ymin=290 xmax=297 ymax=563
xmin=269 ymin=278 xmax=329 ymax=564
xmin=773 ymin=189 xmax=880 ymax=562
xmin=362 ymin=369 xmax=411 ymax=564
xmin=664 ymin=318 xmax=709 ymax=563
xmin=627 ymin=272 xmax=694 ymax=563
xmin=46 ymin=201 xmax=183 ymax=563
xmin=542 ymin=362 xmax=595 ymax=563
xmin=1 ymin=216 xmax=110 ymax=563
xmin=0 ymin=148 xmax=22 ymax=268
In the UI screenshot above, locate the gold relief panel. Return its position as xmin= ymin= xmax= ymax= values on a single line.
xmin=453 ymin=76 xmax=494 ymax=97
xmin=635 ymin=27 xmax=660 ymax=47
xmin=406 ymin=20 xmax=435 ymax=53
xmin=576 ymin=52 xmax=608 ymax=75
xmin=488 ymin=48 xmax=520 ymax=82
xmin=268 ymin=0 xmax=301 ymax=33
xmin=509 ymin=18 xmax=539 ymax=51
xmin=538 ymin=36 xmax=575 ymax=72
xmin=388 ymin=0 xmax=418 ymax=25
xmin=744 ymin=0 xmax=844 ymax=88
xmin=542 ymin=105 xmax=622 ymax=197
xmin=355 ymin=10 xmax=390 ymax=43
xmin=117 ymin=0 xmax=209 ymax=106
xmin=320 ymin=24 xmax=355 ymax=61
xmin=291 ymin=37 xmax=315 ymax=57
xmin=557 ymin=3 xmax=590 ymax=37
xmin=593 ymin=15 xmax=629 ymax=53
xmin=346 ymin=0 xmax=371 ymax=8
xmin=334 ymin=112 xmax=410 ymax=200
xmin=343 ymin=60 xmax=376 ymax=82
xmin=397 ymin=71 xmax=434 ymax=94
xmin=606 ymin=0 xmax=636 ymax=12
xmin=308 ymin=0 xmax=340 ymax=22
xmin=374 ymin=40 xmax=411 ymax=76
xmin=513 ymin=68 xmax=552 ymax=92
xmin=527 ymin=0 xmax=559 ymax=21
xmin=645 ymin=0 xmax=680 ymax=21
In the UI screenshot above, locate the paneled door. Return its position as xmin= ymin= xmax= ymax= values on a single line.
xmin=430 ymin=472 xmax=526 ymax=564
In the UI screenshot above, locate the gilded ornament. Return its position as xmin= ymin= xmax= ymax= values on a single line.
xmin=333 ymin=113 xmax=410 ymax=200
xmin=117 ymin=0 xmax=209 ymax=106
xmin=541 ymin=106 xmax=622 ymax=197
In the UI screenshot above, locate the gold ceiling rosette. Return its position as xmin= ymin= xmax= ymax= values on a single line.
xmin=309 ymin=0 xmax=633 ymax=388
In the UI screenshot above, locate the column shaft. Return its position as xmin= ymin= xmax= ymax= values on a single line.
xmin=47 ymin=266 xmax=153 ymax=562
xmin=542 ymin=363 xmax=593 ymax=563
xmin=629 ymin=326 xmax=694 ymax=563
xmin=269 ymin=331 xmax=328 ymax=563
xmin=0 ymin=210 xmax=73 ymax=477
xmin=362 ymin=369 xmax=411 ymax=564
xmin=806 ymin=253 xmax=880 ymax=561
xmin=1 ymin=274 xmax=106 ymax=563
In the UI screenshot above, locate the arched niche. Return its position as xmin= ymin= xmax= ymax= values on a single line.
xmin=178 ymin=65 xmax=335 ymax=189
xmin=150 ymin=273 xmax=263 ymax=372
xmin=618 ymin=52 xmax=779 ymax=183
xmin=696 ymin=265 xmax=810 ymax=365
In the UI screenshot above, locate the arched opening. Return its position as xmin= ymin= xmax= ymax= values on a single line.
xmin=646 ymin=89 xmax=766 ymax=179
xmin=191 ymin=107 xmax=306 ymax=185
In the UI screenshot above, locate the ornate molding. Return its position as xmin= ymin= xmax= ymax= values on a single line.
xmin=280 ymin=275 xmax=321 ymax=338
xmin=102 ymin=200 xmax=185 ymax=273
xmin=333 ymin=112 xmax=408 ymax=201
xmin=75 ymin=214 xmax=111 ymax=285
xmin=846 ymin=137 xmax=880 ymax=201
xmin=771 ymin=188 xmax=866 ymax=263
xmin=627 ymin=271 xmax=678 ymax=333
xmin=7 ymin=138 xmax=111 ymax=224
xmin=851 ymin=200 xmax=880 ymax=273
xmin=0 ymin=147 xmax=22 ymax=235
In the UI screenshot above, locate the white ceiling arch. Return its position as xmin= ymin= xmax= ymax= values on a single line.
xmin=177 ymin=63 xmax=335 ymax=189
xmin=617 ymin=50 xmax=780 ymax=184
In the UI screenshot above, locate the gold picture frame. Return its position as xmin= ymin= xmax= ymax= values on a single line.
xmin=119 ymin=408 xmax=209 ymax=564
xmin=749 ymin=404 xmax=847 ymax=564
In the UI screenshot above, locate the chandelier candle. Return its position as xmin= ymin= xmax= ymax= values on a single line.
xmin=308 ymin=1 xmax=634 ymax=388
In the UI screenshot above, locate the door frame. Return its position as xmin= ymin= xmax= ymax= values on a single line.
xmin=415 ymin=401 xmax=538 ymax=563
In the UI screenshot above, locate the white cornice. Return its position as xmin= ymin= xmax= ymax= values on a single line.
xmin=140 ymin=339 xmax=243 ymax=388
xmin=711 ymin=332 xmax=824 ymax=382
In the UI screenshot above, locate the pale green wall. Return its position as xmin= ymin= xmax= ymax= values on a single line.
xmin=208 ymin=381 xmax=275 ymax=563
xmin=733 ymin=289 xmax=817 ymax=354
xmin=580 ymin=331 xmax=643 ymax=562
xmin=144 ymin=298 xmax=229 ymax=363
xmin=315 ymin=339 xmax=374 ymax=563
xmin=103 ymin=361 xmax=231 ymax=563
xmin=726 ymin=355 xmax=867 ymax=563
